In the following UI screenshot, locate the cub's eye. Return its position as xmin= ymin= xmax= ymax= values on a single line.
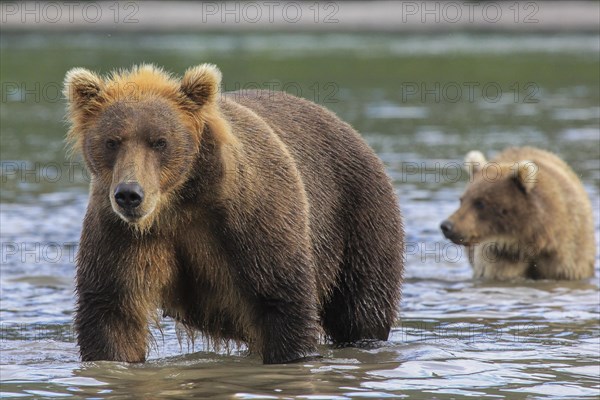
xmin=473 ymin=199 xmax=485 ymax=210
xmin=105 ymin=139 xmax=119 ymax=150
xmin=152 ymin=138 xmax=167 ymax=150
xmin=501 ymin=208 xmax=509 ymax=216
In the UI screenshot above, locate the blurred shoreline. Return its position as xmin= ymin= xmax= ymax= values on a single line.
xmin=1 ymin=1 xmax=599 ymax=33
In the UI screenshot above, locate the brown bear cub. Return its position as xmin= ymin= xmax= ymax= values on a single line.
xmin=441 ymin=147 xmax=596 ymax=281
xmin=63 ymin=64 xmax=404 ymax=364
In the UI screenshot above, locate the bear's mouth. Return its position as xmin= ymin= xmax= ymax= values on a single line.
xmin=117 ymin=209 xmax=145 ymax=223
xmin=109 ymin=190 xmax=159 ymax=226
xmin=112 ymin=202 xmax=156 ymax=226
xmin=444 ymin=232 xmax=476 ymax=246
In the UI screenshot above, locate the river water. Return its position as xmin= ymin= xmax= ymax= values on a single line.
xmin=1 ymin=33 xmax=599 ymax=399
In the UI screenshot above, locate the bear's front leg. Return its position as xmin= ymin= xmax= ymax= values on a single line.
xmin=74 ymin=215 xmax=170 ymax=363
xmin=75 ymin=287 xmax=150 ymax=362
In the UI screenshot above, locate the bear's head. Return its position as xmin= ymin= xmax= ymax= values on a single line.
xmin=440 ymin=150 xmax=539 ymax=247
xmin=64 ymin=64 xmax=231 ymax=230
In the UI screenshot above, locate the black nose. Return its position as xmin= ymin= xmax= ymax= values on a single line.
xmin=114 ymin=182 xmax=144 ymax=209
xmin=440 ymin=220 xmax=453 ymax=236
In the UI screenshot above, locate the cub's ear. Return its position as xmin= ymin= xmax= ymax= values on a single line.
xmin=181 ymin=63 xmax=222 ymax=107
xmin=464 ymin=150 xmax=487 ymax=177
xmin=63 ymin=68 xmax=103 ymax=109
xmin=513 ymin=160 xmax=538 ymax=193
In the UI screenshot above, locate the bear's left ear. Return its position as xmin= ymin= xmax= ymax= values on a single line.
xmin=513 ymin=160 xmax=538 ymax=194
xmin=181 ymin=63 xmax=222 ymax=107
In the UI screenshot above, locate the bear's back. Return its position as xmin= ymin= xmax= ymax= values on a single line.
xmin=220 ymin=90 xmax=389 ymax=207
xmin=493 ymin=147 xmax=591 ymax=212
xmin=221 ymin=90 xmax=376 ymax=166
xmin=494 ymin=147 xmax=580 ymax=186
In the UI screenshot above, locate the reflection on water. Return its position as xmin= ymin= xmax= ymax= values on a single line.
xmin=1 ymin=32 xmax=599 ymax=398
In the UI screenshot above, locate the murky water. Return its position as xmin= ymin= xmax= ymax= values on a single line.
xmin=1 ymin=33 xmax=599 ymax=399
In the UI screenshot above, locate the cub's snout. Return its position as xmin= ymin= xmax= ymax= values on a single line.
xmin=439 ymin=218 xmax=470 ymax=245
xmin=440 ymin=219 xmax=455 ymax=240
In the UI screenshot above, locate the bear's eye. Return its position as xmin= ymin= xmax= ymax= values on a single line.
xmin=473 ymin=199 xmax=485 ymax=210
xmin=152 ymin=138 xmax=167 ymax=150
xmin=501 ymin=208 xmax=509 ymax=216
xmin=105 ymin=139 xmax=119 ymax=150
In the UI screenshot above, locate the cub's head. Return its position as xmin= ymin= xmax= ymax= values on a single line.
xmin=64 ymin=64 xmax=227 ymax=230
xmin=440 ymin=150 xmax=539 ymax=246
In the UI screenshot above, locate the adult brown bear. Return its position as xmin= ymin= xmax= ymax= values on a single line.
xmin=64 ymin=64 xmax=404 ymax=364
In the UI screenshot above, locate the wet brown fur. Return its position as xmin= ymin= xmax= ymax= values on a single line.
xmin=444 ymin=147 xmax=596 ymax=281
xmin=64 ymin=64 xmax=404 ymax=364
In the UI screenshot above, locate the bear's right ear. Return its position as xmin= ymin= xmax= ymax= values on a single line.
xmin=63 ymin=68 xmax=104 ymax=111
xmin=181 ymin=63 xmax=222 ymax=108
xmin=464 ymin=150 xmax=487 ymax=177
xmin=513 ymin=160 xmax=538 ymax=194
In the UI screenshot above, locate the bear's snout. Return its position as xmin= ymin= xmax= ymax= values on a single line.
xmin=440 ymin=220 xmax=454 ymax=237
xmin=440 ymin=219 xmax=464 ymax=244
xmin=114 ymin=182 xmax=144 ymax=211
